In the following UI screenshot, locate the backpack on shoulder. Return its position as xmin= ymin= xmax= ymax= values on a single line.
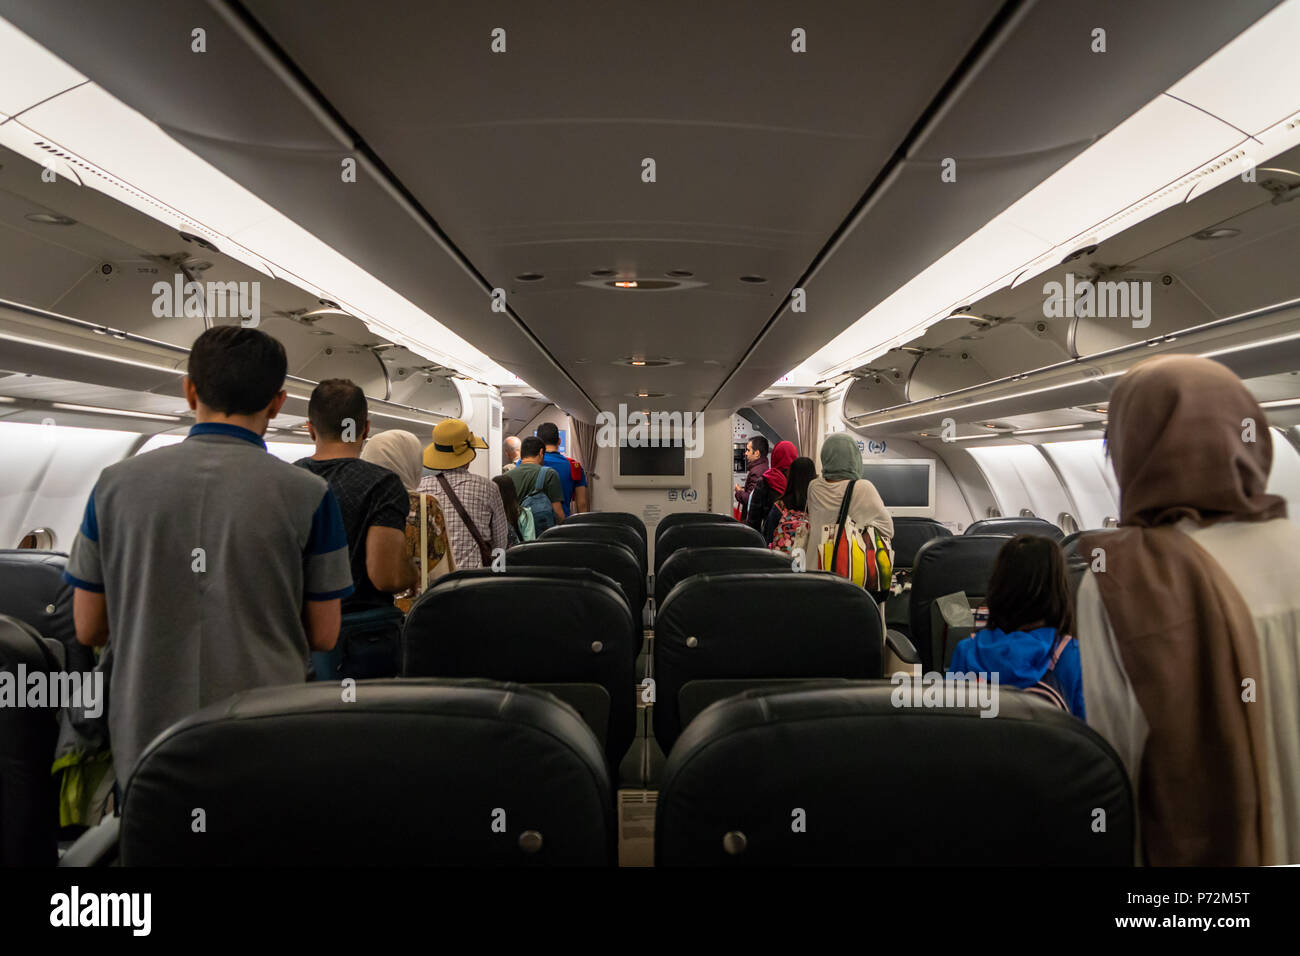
xmin=521 ymin=466 xmax=558 ymax=535
xmin=816 ymin=479 xmax=892 ymax=592
xmin=770 ymin=501 xmax=810 ymax=556
xmin=1024 ymin=634 xmax=1074 ymax=712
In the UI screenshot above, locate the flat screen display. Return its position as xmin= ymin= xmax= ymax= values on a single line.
xmin=619 ymin=443 xmax=686 ymax=476
xmin=860 ymin=462 xmax=932 ymax=508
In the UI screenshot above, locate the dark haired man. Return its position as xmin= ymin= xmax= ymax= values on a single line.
xmin=64 ymin=326 xmax=354 ymax=790
xmin=296 ymin=379 xmax=416 ymax=612
xmin=734 ymin=435 xmax=769 ymax=514
xmin=536 ymin=421 xmax=587 ymax=515
xmin=508 ymin=435 xmax=565 ymax=530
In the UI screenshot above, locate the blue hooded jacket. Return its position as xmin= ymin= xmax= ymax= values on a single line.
xmin=947 ymin=626 xmax=1085 ymax=719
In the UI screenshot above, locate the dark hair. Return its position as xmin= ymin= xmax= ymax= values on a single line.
xmin=520 ymin=435 xmax=545 ymax=459
xmin=749 ymin=435 xmax=770 ymax=458
xmin=986 ymin=535 xmax=1073 ymax=635
xmin=187 ymin=326 xmax=287 ymax=415
xmin=536 ymin=422 xmax=560 ymax=446
xmin=307 ymin=379 xmax=367 ymax=442
xmin=780 ymin=457 xmax=817 ymax=511
xmin=492 ymin=474 xmax=523 ymax=531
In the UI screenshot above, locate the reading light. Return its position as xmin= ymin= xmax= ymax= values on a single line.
xmin=614 ymin=281 xmax=639 ymax=289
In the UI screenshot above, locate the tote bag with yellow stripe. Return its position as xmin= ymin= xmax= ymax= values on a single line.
xmin=816 ymin=479 xmax=892 ymax=592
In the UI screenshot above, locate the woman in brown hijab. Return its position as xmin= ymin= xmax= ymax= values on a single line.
xmin=1077 ymin=354 xmax=1300 ymax=865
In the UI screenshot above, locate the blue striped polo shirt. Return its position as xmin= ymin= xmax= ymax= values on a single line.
xmin=64 ymin=422 xmax=353 ymax=788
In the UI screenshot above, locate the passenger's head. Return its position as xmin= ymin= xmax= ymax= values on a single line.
xmin=519 ymin=435 xmax=545 ymax=463
xmin=770 ymin=440 xmax=797 ymax=472
xmin=819 ymin=433 xmax=862 ymax=481
xmin=536 ymin=422 xmax=560 ymax=449
xmin=184 ymin=326 xmax=288 ymax=427
xmin=504 ymin=435 xmax=521 ymax=461
xmin=1106 ymin=354 xmax=1285 ymax=527
xmin=492 ymin=474 xmax=522 ymax=528
xmin=746 ymin=435 xmax=769 ymax=462
xmin=306 ymin=379 xmax=369 ymax=446
xmin=986 ymin=535 xmax=1072 ymax=635
xmin=423 ymin=418 xmax=487 ymax=470
xmin=781 ymin=457 xmax=817 ymax=510
xmin=360 ymin=429 xmax=423 ymax=491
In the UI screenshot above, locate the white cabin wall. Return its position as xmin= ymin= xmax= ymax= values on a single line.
xmin=0 ymin=421 xmax=140 ymax=550
xmin=589 ymin=410 xmax=733 ymax=567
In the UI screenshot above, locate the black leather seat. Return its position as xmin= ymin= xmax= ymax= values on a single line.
xmin=1063 ymin=528 xmax=1116 ymax=595
xmin=507 ymin=540 xmax=644 ymax=612
xmin=562 ymin=512 xmax=647 ymax=571
xmin=403 ymin=572 xmax=637 ymax=768
xmin=890 ymin=517 xmax=953 ymax=570
xmin=656 ymin=682 xmax=1133 ymax=865
xmin=654 ymin=546 xmax=793 ymax=608
xmin=965 ymin=517 xmax=1064 ymax=542
xmin=653 ymin=512 xmax=733 ymax=550
xmin=0 ymin=614 xmax=63 ymax=866
xmin=653 ymin=572 xmax=882 ymax=753
xmin=0 ymin=550 xmax=91 ymax=673
xmin=115 ymin=679 xmax=614 ymax=865
xmin=909 ymin=535 xmax=1008 ymax=671
xmin=539 ymin=522 xmax=647 ymax=577
xmin=655 ymin=522 xmax=766 ymax=575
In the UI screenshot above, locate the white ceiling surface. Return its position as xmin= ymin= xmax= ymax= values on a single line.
xmin=0 ymin=0 xmax=1285 ymax=421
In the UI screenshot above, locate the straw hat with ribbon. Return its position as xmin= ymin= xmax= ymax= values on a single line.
xmin=422 ymin=418 xmax=488 ymax=469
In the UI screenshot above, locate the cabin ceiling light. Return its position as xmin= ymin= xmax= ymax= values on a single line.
xmin=50 ymin=402 xmax=181 ymax=421
xmin=1193 ymin=227 xmax=1241 ymax=240
xmin=24 ymin=212 xmax=76 ymax=225
xmin=795 ymin=0 xmax=1300 ymax=383
xmin=0 ymin=17 xmax=515 ymax=386
xmin=1260 ymin=397 xmax=1300 ymax=409
xmin=1011 ymin=423 xmax=1091 ymax=436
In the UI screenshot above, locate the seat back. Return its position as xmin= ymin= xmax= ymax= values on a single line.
xmin=964 ymin=517 xmax=1064 ymax=541
xmin=909 ymin=535 xmax=1007 ymax=671
xmin=508 ymin=539 xmax=644 ymax=612
xmin=889 ymin=517 xmax=953 ymax=571
xmin=654 ymin=572 xmax=882 ymax=752
xmin=539 ymin=522 xmax=646 ymax=576
xmin=653 ymin=512 xmax=733 ymax=550
xmin=655 ymin=546 xmax=794 ymax=608
xmin=656 ymin=682 xmax=1133 ymax=865
xmin=563 ymin=513 xmax=647 ymax=569
xmin=403 ymin=572 xmax=637 ymax=767
xmin=0 ymin=614 xmax=63 ymax=866
xmin=1062 ymin=528 xmax=1116 ymax=595
xmin=0 ymin=550 xmax=91 ymax=673
xmin=120 ymin=679 xmax=614 ymax=865
xmin=655 ymin=522 xmax=766 ymax=574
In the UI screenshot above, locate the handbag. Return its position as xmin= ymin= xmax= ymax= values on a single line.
xmin=817 ymin=479 xmax=892 ymax=591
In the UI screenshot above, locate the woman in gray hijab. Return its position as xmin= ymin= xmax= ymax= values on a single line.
xmin=806 ymin=433 xmax=894 ymax=584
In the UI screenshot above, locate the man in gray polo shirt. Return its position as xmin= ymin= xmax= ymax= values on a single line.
xmin=64 ymin=326 xmax=353 ymax=790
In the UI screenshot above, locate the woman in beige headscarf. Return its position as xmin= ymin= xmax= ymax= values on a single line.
xmin=1077 ymin=354 xmax=1300 ymax=865
xmin=361 ymin=430 xmax=454 ymax=611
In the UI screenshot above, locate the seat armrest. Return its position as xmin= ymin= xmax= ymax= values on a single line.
xmin=59 ymin=815 xmax=120 ymax=867
xmin=885 ymin=629 xmax=920 ymax=666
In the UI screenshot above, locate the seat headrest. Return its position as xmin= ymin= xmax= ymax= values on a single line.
xmin=964 ymin=517 xmax=1064 ymax=541
xmin=0 ymin=550 xmax=89 ymax=672
xmin=889 ymin=517 xmax=953 ymax=568
xmin=507 ymin=539 xmax=644 ymax=610
xmin=908 ymin=535 xmax=1008 ymax=670
xmin=121 ymin=679 xmax=614 ymax=865
xmin=539 ymin=522 xmax=646 ymax=571
xmin=655 ymin=522 xmax=766 ymax=573
xmin=655 ymin=546 xmax=794 ymax=608
xmin=407 ymin=574 xmax=635 ymax=670
xmin=654 ymin=572 xmax=882 ymax=751
xmin=657 ymin=682 xmax=1133 ymax=865
xmin=562 ymin=511 xmax=647 ymax=543
xmin=0 ymin=614 xmax=62 ymax=673
xmin=653 ymin=512 xmax=733 ymax=547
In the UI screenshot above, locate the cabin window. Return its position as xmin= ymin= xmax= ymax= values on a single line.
xmin=17 ymin=528 xmax=56 ymax=549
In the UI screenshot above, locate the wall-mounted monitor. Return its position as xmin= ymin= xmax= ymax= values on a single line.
xmin=858 ymin=458 xmax=936 ymax=517
xmin=612 ymin=441 xmax=691 ymax=489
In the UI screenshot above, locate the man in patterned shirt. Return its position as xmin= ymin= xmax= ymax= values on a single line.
xmin=418 ymin=419 xmax=508 ymax=569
